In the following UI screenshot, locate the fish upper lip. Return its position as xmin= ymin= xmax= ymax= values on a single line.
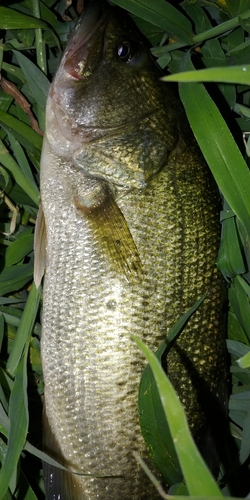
xmin=62 ymin=1 xmax=110 ymax=79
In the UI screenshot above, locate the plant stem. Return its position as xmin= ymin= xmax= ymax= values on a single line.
xmin=32 ymin=0 xmax=47 ymax=75
xmin=193 ymin=9 xmax=250 ymax=44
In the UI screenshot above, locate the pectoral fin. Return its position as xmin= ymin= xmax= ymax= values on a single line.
xmin=75 ymin=182 xmax=143 ymax=282
xmin=34 ymin=204 xmax=47 ymax=288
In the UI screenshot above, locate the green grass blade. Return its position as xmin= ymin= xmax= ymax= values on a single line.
xmin=138 ymin=295 xmax=206 ymax=484
xmin=132 ymin=335 xmax=223 ymax=497
xmin=0 ymin=264 xmax=34 ymax=297
xmin=227 ymin=339 xmax=250 ymax=358
xmin=229 ymin=276 xmax=250 ymax=341
xmin=7 ymin=133 xmax=40 ymax=199
xmin=15 ymin=470 xmax=38 ymax=500
xmin=0 ymin=7 xmax=48 ymax=30
xmin=0 ymin=351 xmax=28 ymax=500
xmin=217 ymin=214 xmax=246 ymax=279
xmin=239 ymin=407 xmax=250 ymax=463
xmin=13 ymin=50 xmax=50 ymax=109
xmin=176 ymin=56 xmax=250 ymax=230
xmin=110 ymin=0 xmax=193 ymax=44
xmin=237 ymin=348 xmax=250 ymax=368
xmin=7 ymin=282 xmax=41 ymax=377
xmin=32 ymin=0 xmax=47 ymax=75
xmin=4 ymin=233 xmax=34 ymax=267
xmin=0 ymin=111 xmax=42 ymax=155
xmin=0 ymin=139 xmax=40 ymax=206
xmin=192 ymin=9 xmax=250 ymax=44
xmin=162 ymin=65 xmax=250 ymax=85
xmin=0 ymin=315 xmax=4 ymax=349
xmin=0 ymin=402 xmax=10 ymax=438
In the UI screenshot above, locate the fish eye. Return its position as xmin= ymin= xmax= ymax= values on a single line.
xmin=117 ymin=41 xmax=134 ymax=63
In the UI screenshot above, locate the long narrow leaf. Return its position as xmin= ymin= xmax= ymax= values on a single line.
xmin=0 ymin=264 xmax=34 ymax=297
xmin=13 ymin=51 xmax=50 ymax=109
xmin=177 ymin=56 xmax=250 ymax=230
xmin=0 ymin=7 xmax=48 ymax=30
xmin=110 ymin=0 xmax=193 ymax=44
xmin=0 ymin=351 xmax=28 ymax=500
xmin=0 ymin=139 xmax=39 ymax=206
xmin=7 ymin=133 xmax=40 ymax=198
xmin=0 ymin=111 xmax=42 ymax=155
xmin=133 ymin=335 xmax=222 ymax=497
xmin=7 ymin=282 xmax=41 ymax=377
xmin=162 ymin=65 xmax=250 ymax=85
xmin=138 ymin=295 xmax=206 ymax=484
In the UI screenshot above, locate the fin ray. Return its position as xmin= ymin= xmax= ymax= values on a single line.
xmin=76 ymin=185 xmax=143 ymax=282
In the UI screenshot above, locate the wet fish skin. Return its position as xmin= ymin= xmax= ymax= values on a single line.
xmin=38 ymin=1 xmax=225 ymax=499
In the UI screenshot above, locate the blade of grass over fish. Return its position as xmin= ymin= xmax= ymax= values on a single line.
xmin=133 ymin=452 xmax=169 ymax=499
xmin=0 ymin=7 xmax=48 ymax=30
xmin=7 ymin=282 xmax=41 ymax=377
xmin=138 ymin=294 xmax=206 ymax=484
xmin=133 ymin=336 xmax=222 ymax=497
xmin=0 ymin=350 xmax=28 ymax=500
xmin=24 ymin=442 xmax=70 ymax=472
xmin=24 ymin=442 xmax=105 ymax=476
xmin=110 ymin=0 xmax=193 ymax=44
xmin=24 ymin=441 xmax=120 ymax=478
xmin=176 ymin=56 xmax=250 ymax=230
xmin=165 ymin=293 xmax=206 ymax=344
xmin=162 ymin=65 xmax=250 ymax=85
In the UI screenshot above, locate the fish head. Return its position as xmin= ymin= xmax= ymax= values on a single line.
xmin=45 ymin=0 xmax=182 ymax=188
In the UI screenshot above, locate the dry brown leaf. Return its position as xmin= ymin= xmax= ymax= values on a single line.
xmin=0 ymin=74 xmax=43 ymax=136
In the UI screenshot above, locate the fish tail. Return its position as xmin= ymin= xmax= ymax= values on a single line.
xmin=42 ymin=412 xmax=83 ymax=500
xmin=43 ymin=461 xmax=83 ymax=500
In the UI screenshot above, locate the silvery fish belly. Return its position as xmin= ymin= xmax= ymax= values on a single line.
xmin=37 ymin=1 xmax=225 ymax=499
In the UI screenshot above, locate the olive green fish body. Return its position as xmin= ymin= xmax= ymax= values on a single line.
xmin=38 ymin=2 xmax=225 ymax=499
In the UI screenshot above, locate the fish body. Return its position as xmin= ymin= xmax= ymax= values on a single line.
xmin=38 ymin=2 xmax=225 ymax=499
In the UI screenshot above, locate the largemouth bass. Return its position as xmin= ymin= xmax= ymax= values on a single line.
xmin=36 ymin=0 xmax=226 ymax=498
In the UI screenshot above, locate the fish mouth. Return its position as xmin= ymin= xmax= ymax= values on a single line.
xmin=62 ymin=0 xmax=109 ymax=80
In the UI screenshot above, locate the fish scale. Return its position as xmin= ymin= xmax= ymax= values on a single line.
xmin=36 ymin=2 xmax=226 ymax=499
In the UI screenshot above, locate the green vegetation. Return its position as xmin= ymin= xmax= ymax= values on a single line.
xmin=0 ymin=0 xmax=250 ymax=498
